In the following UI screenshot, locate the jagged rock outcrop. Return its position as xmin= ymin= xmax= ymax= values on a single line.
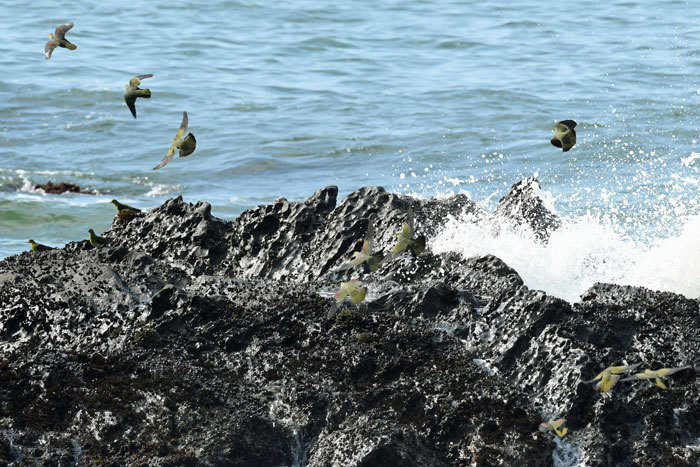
xmin=0 ymin=181 xmax=697 ymax=466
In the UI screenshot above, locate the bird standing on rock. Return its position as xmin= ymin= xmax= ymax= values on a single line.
xmin=28 ymin=239 xmax=54 ymax=252
xmin=124 ymin=74 xmax=153 ymax=119
xmin=620 ymin=366 xmax=692 ymax=389
xmin=111 ymin=199 xmax=142 ymax=223
xmin=45 ymin=23 xmax=77 ymax=60
xmin=88 ymin=229 xmax=111 ymax=249
xmin=153 ymin=111 xmax=196 ymax=170
xmin=550 ymin=120 xmax=577 ymax=152
xmin=584 ymin=363 xmax=641 ymax=393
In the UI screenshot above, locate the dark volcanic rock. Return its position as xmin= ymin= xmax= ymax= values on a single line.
xmin=34 ymin=181 xmax=96 ymax=195
xmin=495 ymin=177 xmax=561 ymax=241
xmin=0 ymin=182 xmax=698 ymax=466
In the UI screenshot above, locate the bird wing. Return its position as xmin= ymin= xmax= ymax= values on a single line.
xmin=45 ymin=41 xmax=56 ymax=59
xmin=179 ymin=111 xmax=189 ymax=134
xmin=656 ymin=366 xmax=691 ymax=377
xmin=335 ymin=286 xmax=348 ymax=303
xmin=559 ymin=119 xmax=577 ymax=130
xmin=619 ymin=373 xmax=649 ymax=382
xmin=334 ymin=261 xmax=357 ymax=272
xmin=348 ymin=284 xmax=367 ymax=303
xmin=55 ymin=23 xmax=74 ymax=39
xmin=550 ymin=418 xmax=566 ymax=430
xmin=611 ymin=363 xmax=641 ymax=374
xmin=359 ymin=238 xmax=371 ymax=256
xmin=555 ymin=122 xmax=571 ymax=135
xmin=583 ymin=369 xmax=605 ymax=383
xmin=538 ymin=422 xmax=551 ymax=432
xmin=153 ymin=145 xmax=177 ymax=170
xmin=153 ymin=113 xmax=188 ymax=170
xmin=125 ymin=95 xmax=137 ymax=118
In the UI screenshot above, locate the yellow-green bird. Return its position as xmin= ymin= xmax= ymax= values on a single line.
xmin=45 ymin=22 xmax=77 ymax=60
xmin=88 ymin=228 xmax=111 ymax=249
xmin=539 ymin=418 xmax=568 ymax=437
xmin=620 ymin=366 xmax=692 ymax=389
xmin=111 ymin=199 xmax=142 ymax=223
xmin=391 ymin=207 xmax=426 ymax=257
xmin=124 ymin=74 xmax=153 ymax=119
xmin=335 ymin=225 xmax=384 ymax=273
xmin=153 ymin=111 xmax=196 ymax=170
xmin=335 ymin=280 xmax=367 ymax=304
xmin=550 ymin=120 xmax=577 ymax=152
xmin=28 ymin=239 xmax=54 ymax=252
xmin=584 ymin=363 xmax=641 ymax=393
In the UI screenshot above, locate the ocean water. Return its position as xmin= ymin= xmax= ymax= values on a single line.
xmin=2 ymin=0 xmax=700 ymax=302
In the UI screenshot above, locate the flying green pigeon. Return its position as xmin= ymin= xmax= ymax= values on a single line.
xmin=335 ymin=279 xmax=367 ymax=305
xmin=111 ymin=199 xmax=142 ymax=223
xmin=584 ymin=363 xmax=641 ymax=393
xmin=28 ymin=239 xmax=54 ymax=252
xmin=391 ymin=206 xmax=426 ymax=257
xmin=45 ymin=22 xmax=76 ymax=60
xmin=124 ymin=74 xmax=153 ymax=119
xmin=620 ymin=366 xmax=692 ymax=389
xmin=550 ymin=120 xmax=577 ymax=152
xmin=153 ymin=111 xmax=196 ymax=170
xmin=539 ymin=418 xmax=568 ymax=437
xmin=88 ymin=228 xmax=111 ymax=249
xmin=335 ymin=225 xmax=384 ymax=273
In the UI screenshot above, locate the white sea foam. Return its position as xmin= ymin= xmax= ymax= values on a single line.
xmin=431 ymin=204 xmax=700 ymax=303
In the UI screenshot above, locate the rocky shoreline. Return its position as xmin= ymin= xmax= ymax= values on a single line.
xmin=0 ymin=180 xmax=698 ymax=465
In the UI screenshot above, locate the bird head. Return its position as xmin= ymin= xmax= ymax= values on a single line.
xmin=88 ymin=229 xmax=95 ymax=235
xmin=28 ymin=239 xmax=35 ymax=244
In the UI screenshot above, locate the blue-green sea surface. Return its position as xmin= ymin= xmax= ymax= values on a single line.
xmin=3 ymin=0 xmax=700 ymax=302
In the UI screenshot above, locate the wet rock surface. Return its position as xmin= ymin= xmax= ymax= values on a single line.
xmin=34 ymin=181 xmax=97 ymax=195
xmin=0 ymin=181 xmax=698 ymax=465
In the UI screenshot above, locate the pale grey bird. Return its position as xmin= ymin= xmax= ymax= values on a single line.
xmin=45 ymin=23 xmax=77 ymax=60
xmin=124 ymin=74 xmax=153 ymax=119
xmin=153 ymin=111 xmax=196 ymax=170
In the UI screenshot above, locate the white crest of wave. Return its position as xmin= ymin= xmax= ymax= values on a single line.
xmin=432 ymin=210 xmax=700 ymax=303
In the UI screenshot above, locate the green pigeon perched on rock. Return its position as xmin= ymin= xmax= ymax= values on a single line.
xmin=550 ymin=120 xmax=577 ymax=152
xmin=45 ymin=22 xmax=76 ymax=60
xmin=124 ymin=74 xmax=153 ymax=119
xmin=620 ymin=366 xmax=692 ymax=389
xmin=335 ymin=280 xmax=367 ymax=305
xmin=88 ymin=228 xmax=111 ymax=249
xmin=584 ymin=363 xmax=641 ymax=393
xmin=153 ymin=111 xmax=196 ymax=170
xmin=391 ymin=206 xmax=426 ymax=257
xmin=335 ymin=225 xmax=384 ymax=273
xmin=539 ymin=418 xmax=568 ymax=437
xmin=28 ymin=239 xmax=54 ymax=252
xmin=111 ymin=199 xmax=141 ymax=223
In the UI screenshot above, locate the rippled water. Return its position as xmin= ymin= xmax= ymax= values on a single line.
xmin=2 ymin=0 xmax=700 ymax=301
